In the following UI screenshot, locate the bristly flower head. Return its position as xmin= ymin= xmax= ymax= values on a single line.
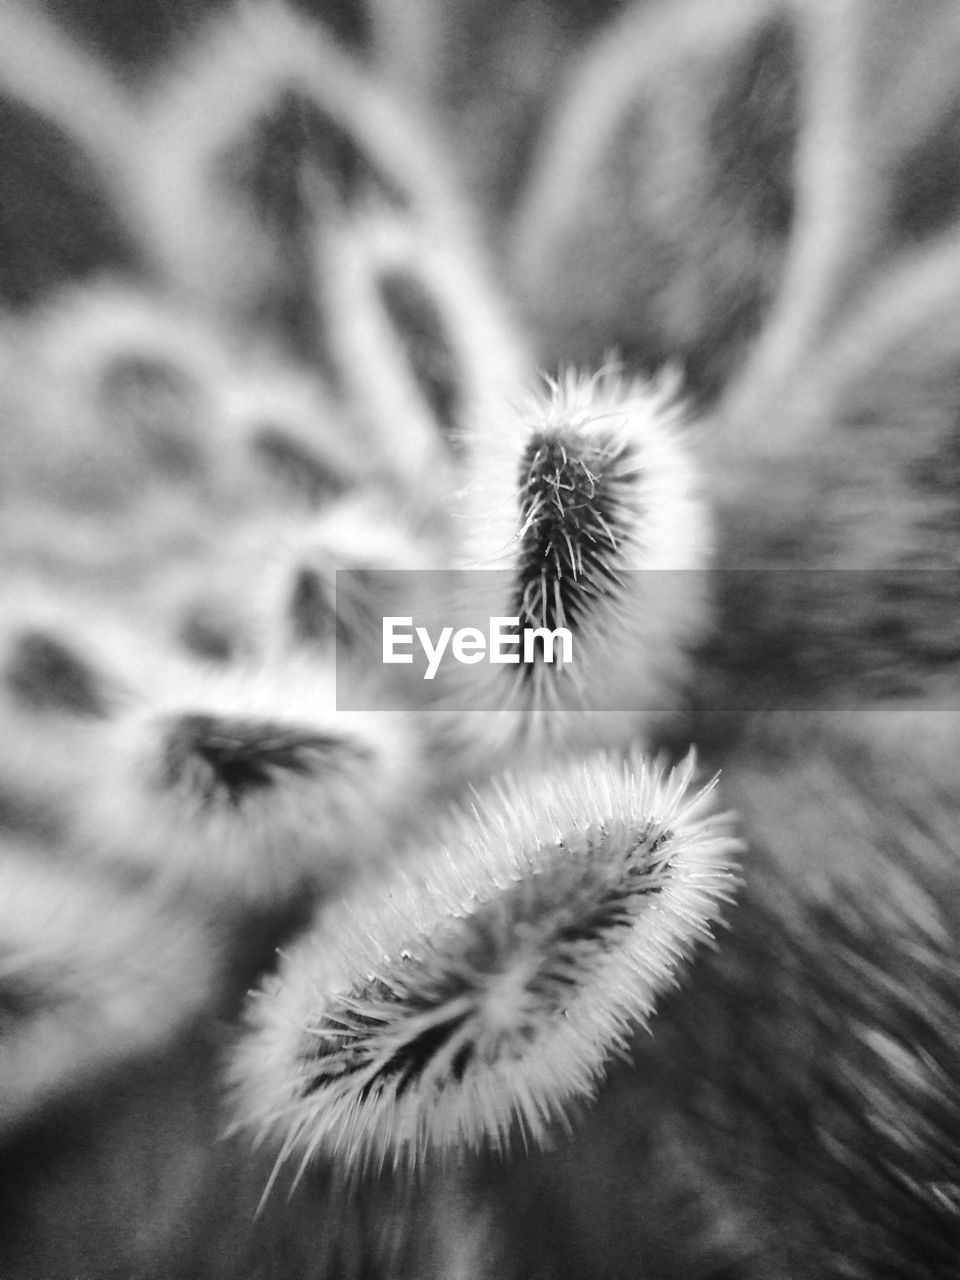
xmin=74 ymin=659 xmax=427 ymax=908
xmin=229 ymin=750 xmax=740 ymax=1182
xmin=468 ymin=365 xmax=708 ymax=568
xmin=447 ymin=366 xmax=713 ymax=752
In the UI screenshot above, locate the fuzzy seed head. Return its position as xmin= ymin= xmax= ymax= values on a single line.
xmin=451 ymin=368 xmax=713 ymax=750
xmin=230 ymin=751 xmax=740 ymax=1180
xmin=75 ymin=661 xmax=426 ymax=906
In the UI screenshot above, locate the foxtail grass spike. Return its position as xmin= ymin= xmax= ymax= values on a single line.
xmin=455 ymin=367 xmax=711 ymax=745
xmin=74 ymin=660 xmax=427 ymax=906
xmin=229 ymin=750 xmax=740 ymax=1180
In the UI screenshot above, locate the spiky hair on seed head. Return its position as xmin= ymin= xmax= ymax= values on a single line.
xmin=314 ymin=205 xmax=533 ymax=489
xmin=130 ymin=0 xmax=461 ymax=331
xmin=73 ymin=658 xmax=427 ymax=907
xmin=229 ymin=750 xmax=740 ymax=1180
xmin=456 ymin=367 xmax=712 ymax=740
xmin=0 ymin=849 xmax=218 ymax=1136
